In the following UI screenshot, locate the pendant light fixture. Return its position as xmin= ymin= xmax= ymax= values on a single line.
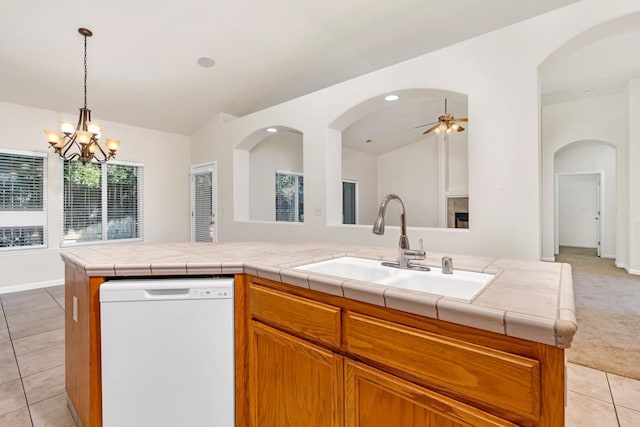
xmin=44 ymin=28 xmax=121 ymax=163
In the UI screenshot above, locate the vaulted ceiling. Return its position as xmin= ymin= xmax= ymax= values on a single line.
xmin=1 ymin=0 xmax=580 ymax=135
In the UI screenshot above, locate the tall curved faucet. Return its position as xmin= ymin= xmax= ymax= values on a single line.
xmin=373 ymin=194 xmax=427 ymax=270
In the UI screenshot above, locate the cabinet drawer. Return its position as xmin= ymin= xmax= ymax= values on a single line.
xmin=344 ymin=312 xmax=540 ymax=420
xmin=249 ymin=284 xmax=341 ymax=348
xmin=345 ymin=359 xmax=516 ymax=427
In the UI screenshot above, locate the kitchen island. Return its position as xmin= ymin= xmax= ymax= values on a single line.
xmin=61 ymin=241 xmax=576 ymax=427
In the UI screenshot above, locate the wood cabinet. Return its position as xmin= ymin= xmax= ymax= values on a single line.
xmin=63 ymin=265 xmax=565 ymax=427
xmin=345 ymin=360 xmax=515 ymax=427
xmin=249 ymin=321 xmax=344 ymax=427
xmin=242 ymin=276 xmax=566 ymax=427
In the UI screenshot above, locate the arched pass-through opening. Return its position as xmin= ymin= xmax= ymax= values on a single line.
xmin=326 ymin=88 xmax=469 ymax=229
xmin=233 ymin=126 xmax=303 ymax=222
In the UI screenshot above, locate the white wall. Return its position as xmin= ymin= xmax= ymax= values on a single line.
xmin=249 ymin=132 xmax=303 ymax=221
xmin=342 ymin=147 xmax=377 ymax=225
xmin=0 ymin=101 xmax=191 ymax=291
xmin=448 ymin=134 xmax=469 ymax=194
xmin=377 ymin=138 xmax=440 ymax=228
xmin=188 ymin=0 xmax=640 ymax=260
xmin=542 ymin=94 xmax=625 ymax=262
xmin=628 ymin=79 xmax=640 ymax=273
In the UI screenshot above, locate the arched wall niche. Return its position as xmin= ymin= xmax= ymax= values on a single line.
xmin=326 ymin=88 xmax=470 ymax=229
xmin=233 ymin=126 xmax=304 ymax=222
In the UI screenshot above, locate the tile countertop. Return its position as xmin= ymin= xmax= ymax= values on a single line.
xmin=60 ymin=241 xmax=577 ymax=349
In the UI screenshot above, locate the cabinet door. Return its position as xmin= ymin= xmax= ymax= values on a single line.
xmin=345 ymin=360 xmax=515 ymax=427
xmin=249 ymin=321 xmax=344 ymax=427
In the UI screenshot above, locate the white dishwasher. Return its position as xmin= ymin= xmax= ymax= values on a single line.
xmin=100 ymin=277 xmax=234 ymax=427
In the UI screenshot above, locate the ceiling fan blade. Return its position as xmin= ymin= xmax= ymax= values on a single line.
xmin=414 ymin=121 xmax=437 ymax=129
xmin=456 ymin=126 xmax=465 ymax=132
xmin=422 ymin=123 xmax=440 ymax=135
xmin=454 ymin=117 xmax=468 ymax=123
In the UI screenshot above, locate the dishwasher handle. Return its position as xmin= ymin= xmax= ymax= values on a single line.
xmin=144 ymin=288 xmax=191 ymax=299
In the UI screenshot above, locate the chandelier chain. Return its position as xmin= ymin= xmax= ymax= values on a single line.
xmin=83 ymin=33 xmax=88 ymax=109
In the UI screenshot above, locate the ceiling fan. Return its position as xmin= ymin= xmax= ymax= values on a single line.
xmin=415 ymin=98 xmax=468 ymax=135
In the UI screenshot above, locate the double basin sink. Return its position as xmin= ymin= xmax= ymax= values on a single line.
xmin=295 ymin=257 xmax=496 ymax=301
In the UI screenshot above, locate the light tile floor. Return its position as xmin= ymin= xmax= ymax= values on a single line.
xmin=1 ymin=286 xmax=640 ymax=426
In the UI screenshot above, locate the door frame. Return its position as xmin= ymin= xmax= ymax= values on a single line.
xmin=554 ymin=171 xmax=604 ymax=256
xmin=190 ymin=161 xmax=217 ymax=242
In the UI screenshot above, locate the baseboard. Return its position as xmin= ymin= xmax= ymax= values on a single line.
xmin=542 ymin=256 xmax=556 ymax=262
xmin=615 ymin=261 xmax=626 ymax=269
xmin=614 ymin=262 xmax=640 ymax=276
xmin=559 ymin=244 xmax=598 ymax=249
xmin=0 ymin=278 xmax=64 ymax=295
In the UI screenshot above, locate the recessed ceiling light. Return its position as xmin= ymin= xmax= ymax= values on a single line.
xmin=197 ymin=57 xmax=216 ymax=68
xmin=582 ymin=87 xmax=592 ymax=92
xmin=384 ymin=95 xmax=399 ymax=101
xmin=267 ymin=128 xmax=278 ymax=133
xmin=365 ymin=139 xmax=372 ymax=143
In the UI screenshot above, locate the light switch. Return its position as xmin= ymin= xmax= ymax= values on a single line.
xmin=73 ymin=296 xmax=78 ymax=322
xmin=314 ymin=206 xmax=322 ymax=216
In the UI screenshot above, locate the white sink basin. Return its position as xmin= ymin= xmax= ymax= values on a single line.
xmin=294 ymin=257 xmax=496 ymax=301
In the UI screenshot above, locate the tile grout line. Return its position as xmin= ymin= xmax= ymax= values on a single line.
xmin=46 ymin=287 xmax=65 ymax=312
xmin=0 ymin=295 xmax=36 ymax=427
xmin=605 ymin=372 xmax=622 ymax=427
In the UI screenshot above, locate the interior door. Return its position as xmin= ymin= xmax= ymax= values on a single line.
xmin=190 ymin=163 xmax=217 ymax=242
xmin=558 ymin=173 xmax=599 ymax=253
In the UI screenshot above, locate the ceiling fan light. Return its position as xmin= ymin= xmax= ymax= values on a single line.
xmin=451 ymin=123 xmax=460 ymax=131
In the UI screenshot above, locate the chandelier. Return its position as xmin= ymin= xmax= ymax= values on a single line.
xmin=44 ymin=28 xmax=121 ymax=163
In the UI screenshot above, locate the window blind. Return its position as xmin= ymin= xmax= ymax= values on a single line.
xmin=275 ymin=171 xmax=303 ymax=223
xmin=62 ymin=160 xmax=143 ymax=246
xmin=0 ymin=151 xmax=47 ymax=249
xmin=107 ymin=164 xmax=141 ymax=240
xmin=193 ymin=169 xmax=213 ymax=242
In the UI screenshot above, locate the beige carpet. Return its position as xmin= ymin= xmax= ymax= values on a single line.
xmin=557 ymin=247 xmax=640 ymax=380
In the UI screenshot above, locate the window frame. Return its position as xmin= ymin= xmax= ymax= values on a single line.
xmin=0 ymin=149 xmax=48 ymax=251
xmin=275 ymin=170 xmax=304 ymax=223
xmin=60 ymin=159 xmax=144 ymax=247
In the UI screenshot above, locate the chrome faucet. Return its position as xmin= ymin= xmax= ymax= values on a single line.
xmin=372 ymin=194 xmax=428 ymax=270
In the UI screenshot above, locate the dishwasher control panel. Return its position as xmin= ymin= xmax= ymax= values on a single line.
xmin=191 ymin=287 xmax=232 ymax=299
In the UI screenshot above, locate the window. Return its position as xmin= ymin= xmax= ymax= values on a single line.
xmin=275 ymin=171 xmax=303 ymax=222
xmin=62 ymin=160 xmax=143 ymax=245
xmin=190 ymin=162 xmax=217 ymax=242
xmin=0 ymin=150 xmax=47 ymax=249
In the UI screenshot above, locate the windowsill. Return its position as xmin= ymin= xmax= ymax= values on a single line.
xmin=61 ymin=237 xmax=144 ymax=248
xmin=233 ymin=219 xmax=305 ymax=225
